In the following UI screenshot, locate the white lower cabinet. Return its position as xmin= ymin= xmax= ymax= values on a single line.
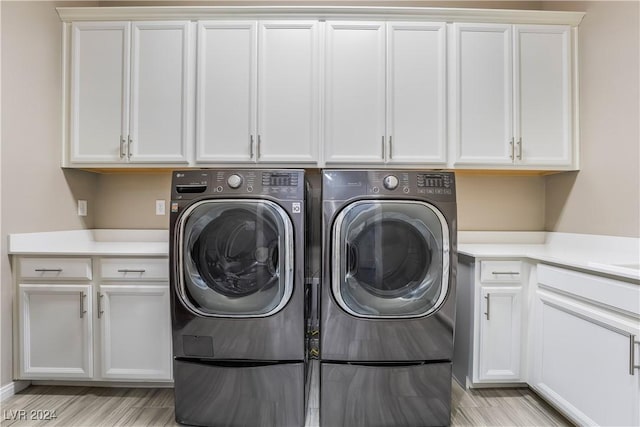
xmin=478 ymin=286 xmax=522 ymax=381
xmin=15 ymin=256 xmax=171 ymax=382
xmin=474 ymin=260 xmax=524 ymax=384
xmin=19 ymin=284 xmax=93 ymax=379
xmin=99 ymin=284 xmax=171 ymax=380
xmin=454 ymin=258 xmax=526 ymax=387
xmin=531 ymin=265 xmax=640 ymax=426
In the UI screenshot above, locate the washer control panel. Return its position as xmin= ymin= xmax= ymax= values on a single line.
xmin=172 ymin=169 xmax=303 ymax=201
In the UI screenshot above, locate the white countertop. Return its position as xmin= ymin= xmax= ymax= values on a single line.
xmin=8 ymin=229 xmax=639 ymax=282
xmin=458 ymin=231 xmax=640 ymax=282
xmin=8 ymin=229 xmax=169 ymax=256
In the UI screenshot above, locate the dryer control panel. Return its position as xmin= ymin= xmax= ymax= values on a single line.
xmin=322 ymin=170 xmax=456 ymax=202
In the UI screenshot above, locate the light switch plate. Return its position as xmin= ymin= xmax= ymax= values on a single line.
xmin=78 ymin=200 xmax=87 ymax=217
xmin=156 ymin=199 xmax=166 ymax=216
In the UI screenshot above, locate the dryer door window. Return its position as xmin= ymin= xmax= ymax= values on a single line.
xmin=332 ymin=200 xmax=450 ymax=318
xmin=177 ymin=200 xmax=294 ymax=317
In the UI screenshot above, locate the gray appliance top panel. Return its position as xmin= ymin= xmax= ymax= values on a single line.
xmin=322 ymin=170 xmax=455 ymax=202
xmin=171 ymin=169 xmax=304 ymax=201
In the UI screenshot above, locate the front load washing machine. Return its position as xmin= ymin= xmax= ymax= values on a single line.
xmin=170 ymin=169 xmax=307 ymax=427
xmin=320 ymin=170 xmax=457 ymax=427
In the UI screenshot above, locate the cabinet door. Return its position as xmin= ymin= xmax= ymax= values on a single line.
xmin=477 ymin=286 xmax=522 ymax=382
xmin=515 ymin=25 xmax=572 ymax=166
xmin=532 ymin=290 xmax=640 ymax=427
xmin=19 ymin=284 xmax=93 ymax=379
xmin=196 ymin=21 xmax=257 ymax=163
xmin=324 ymin=22 xmax=385 ymax=163
xmin=129 ymin=21 xmax=190 ymax=163
xmin=70 ymin=22 xmax=129 ymax=163
xmin=453 ymin=24 xmax=513 ymax=165
xmin=99 ymin=284 xmax=171 ymax=380
xmin=257 ymin=21 xmax=319 ymax=163
xmin=387 ymin=22 xmax=446 ymax=164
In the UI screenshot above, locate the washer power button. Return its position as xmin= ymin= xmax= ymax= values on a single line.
xmin=227 ymin=174 xmax=243 ymax=189
xmin=383 ymin=175 xmax=399 ymax=190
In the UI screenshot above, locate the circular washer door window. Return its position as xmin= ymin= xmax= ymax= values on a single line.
xmin=177 ymin=200 xmax=294 ymax=317
xmin=332 ymin=200 xmax=450 ymax=318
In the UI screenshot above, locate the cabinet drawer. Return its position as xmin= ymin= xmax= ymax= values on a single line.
xmin=480 ymin=260 xmax=522 ymax=282
xmin=100 ymin=258 xmax=168 ymax=281
xmin=19 ymin=257 xmax=92 ymax=280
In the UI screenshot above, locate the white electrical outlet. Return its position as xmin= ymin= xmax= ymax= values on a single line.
xmin=78 ymin=200 xmax=87 ymax=217
xmin=156 ymin=199 xmax=166 ymax=216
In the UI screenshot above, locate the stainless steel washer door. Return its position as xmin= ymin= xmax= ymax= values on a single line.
xmin=177 ymin=199 xmax=294 ymax=317
xmin=332 ymin=200 xmax=449 ymax=318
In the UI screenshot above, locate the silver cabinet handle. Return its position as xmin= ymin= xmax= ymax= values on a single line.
xmin=117 ymin=269 xmax=146 ymax=273
xmin=127 ymin=136 xmax=132 ymax=159
xmin=388 ymin=136 xmax=393 ymax=160
xmin=250 ymin=135 xmax=254 ymax=159
xmin=120 ymin=136 xmax=126 ymax=159
xmin=257 ymin=135 xmax=261 ymax=159
xmin=381 ymin=136 xmax=385 ymax=159
xmin=630 ymin=334 xmax=640 ymax=375
xmin=484 ymin=294 xmax=490 ymax=320
xmin=516 ymin=137 xmax=522 ymax=160
xmin=34 ymin=268 xmax=63 ymax=273
xmin=97 ymin=292 xmax=104 ymax=319
xmin=509 ymin=138 xmax=514 ymax=160
xmin=79 ymin=292 xmax=87 ymax=318
xmin=492 ymin=271 xmax=520 ymax=275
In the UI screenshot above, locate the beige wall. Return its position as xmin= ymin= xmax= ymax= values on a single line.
xmin=543 ymin=1 xmax=640 ymax=237
xmin=1 ymin=0 xmax=99 ymax=387
xmin=94 ymin=173 xmax=172 ymax=229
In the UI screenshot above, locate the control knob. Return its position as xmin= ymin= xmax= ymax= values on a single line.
xmin=227 ymin=174 xmax=243 ymax=189
xmin=382 ymin=175 xmax=399 ymax=190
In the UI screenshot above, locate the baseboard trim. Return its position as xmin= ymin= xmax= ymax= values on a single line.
xmin=0 ymin=380 xmax=31 ymax=401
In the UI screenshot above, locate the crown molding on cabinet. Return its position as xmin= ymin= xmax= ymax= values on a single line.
xmin=56 ymin=6 xmax=585 ymax=26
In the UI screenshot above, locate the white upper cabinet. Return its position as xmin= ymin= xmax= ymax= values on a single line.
xmin=129 ymin=22 xmax=190 ymax=163
xmin=197 ymin=20 xmax=319 ymax=164
xmin=70 ymin=22 xmax=130 ymax=163
xmin=452 ymin=23 xmax=573 ymax=169
xmin=324 ymin=22 xmax=386 ymax=163
xmin=325 ymin=21 xmax=447 ymax=165
xmin=69 ymin=21 xmax=191 ymax=165
xmin=387 ymin=22 xmax=447 ymax=164
xmin=197 ymin=21 xmax=257 ymax=163
xmin=62 ymin=8 xmax=581 ymax=170
xmin=452 ymin=24 xmax=513 ymax=165
xmin=258 ymin=21 xmax=319 ymax=162
xmin=515 ymin=25 xmax=572 ymax=166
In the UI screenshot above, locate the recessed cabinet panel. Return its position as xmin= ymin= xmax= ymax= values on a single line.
xmin=197 ymin=21 xmax=256 ymax=163
xmin=453 ymin=24 xmax=513 ymax=165
xmin=100 ymin=285 xmax=171 ymax=380
xmin=478 ymin=286 xmax=522 ymax=381
xmin=129 ymin=21 xmax=190 ymax=163
xmin=70 ymin=22 xmax=129 ymax=163
xmin=387 ymin=22 xmax=446 ymax=164
xmin=324 ymin=22 xmax=386 ymax=163
xmin=533 ymin=291 xmax=640 ymax=426
xmin=19 ymin=284 xmax=93 ymax=379
xmin=258 ymin=21 xmax=319 ymax=162
xmin=515 ymin=25 xmax=571 ymax=166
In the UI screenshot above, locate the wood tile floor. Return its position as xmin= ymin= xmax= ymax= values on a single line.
xmin=1 ymin=366 xmax=571 ymax=427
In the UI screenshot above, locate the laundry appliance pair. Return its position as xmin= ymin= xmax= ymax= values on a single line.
xmin=169 ymin=169 xmax=457 ymax=427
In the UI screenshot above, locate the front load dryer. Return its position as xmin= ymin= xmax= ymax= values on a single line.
xmin=170 ymin=169 xmax=306 ymax=427
xmin=320 ymin=170 xmax=457 ymax=427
